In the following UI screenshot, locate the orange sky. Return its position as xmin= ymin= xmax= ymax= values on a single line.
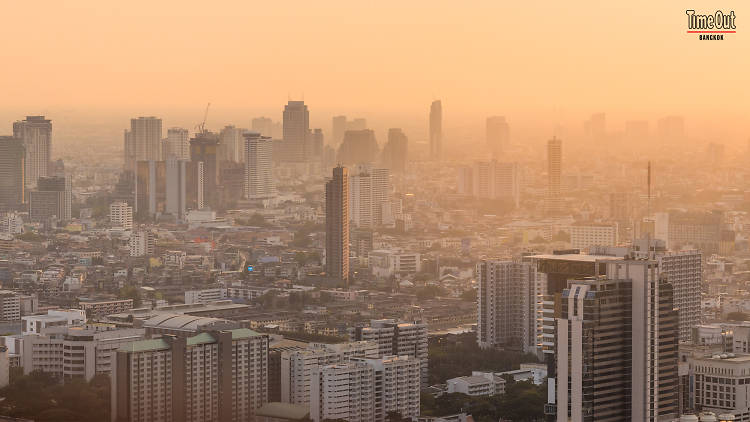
xmin=1 ymin=1 xmax=749 ymax=143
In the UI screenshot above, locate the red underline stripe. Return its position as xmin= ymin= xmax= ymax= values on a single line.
xmin=687 ymin=30 xmax=736 ymax=33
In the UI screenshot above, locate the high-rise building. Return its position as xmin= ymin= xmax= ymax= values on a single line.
xmin=310 ymin=128 xmax=324 ymax=160
xmin=134 ymin=159 xmax=192 ymax=219
xmin=309 ymin=355 xmax=421 ymax=422
xmin=477 ymin=260 xmax=537 ymax=353
xmin=165 ymin=157 xmax=188 ymax=219
xmin=109 ymin=202 xmax=133 ymax=230
xmin=429 ymin=100 xmax=442 ymax=160
xmin=347 ymin=118 xmax=367 ymax=131
xmin=281 ymin=101 xmax=309 ymax=162
xmin=349 ymin=164 xmax=389 ymax=228
xmin=337 ymin=130 xmax=379 ymax=165
xmin=29 ymin=176 xmax=71 ymax=223
xmin=546 ymin=137 xmax=563 ymax=214
xmin=219 ymin=125 xmax=246 ymax=163
xmin=243 ymin=132 xmax=275 ymax=200
xmin=163 ymin=127 xmax=190 ymax=160
xmin=13 ymin=116 xmax=51 ymax=189
xmin=667 ymin=210 xmax=724 ymax=256
xmin=554 ymin=259 xmax=679 ymax=422
xmin=124 ymin=117 xmax=162 ymax=172
xmin=190 ymin=132 xmax=220 ymax=209
xmin=381 ymin=128 xmax=408 ymax=174
xmin=112 ymin=329 xmax=269 ymax=422
xmin=486 ymin=116 xmax=509 ymax=159
xmin=348 ymin=319 xmax=428 ymax=386
xmin=332 ymin=115 xmax=347 ymax=146
xmin=280 ymin=341 xmax=379 ymax=406
xmin=326 ymin=166 xmax=349 ymax=286
xmin=0 ymin=137 xmax=25 ymax=211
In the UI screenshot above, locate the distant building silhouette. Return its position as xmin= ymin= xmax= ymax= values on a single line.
xmin=429 ymin=100 xmax=442 ymax=160
xmin=281 ymin=101 xmax=309 ymax=162
xmin=485 ymin=116 xmax=509 ymax=159
xmin=381 ymin=128 xmax=408 ymax=174
xmin=190 ymin=132 xmax=220 ymax=209
xmin=163 ymin=127 xmax=190 ymax=161
xmin=326 ymin=166 xmax=349 ymax=287
xmin=546 ymin=137 xmax=562 ymax=214
xmin=337 ymin=130 xmax=379 ymax=165
xmin=29 ymin=176 xmax=71 ymax=224
xmin=124 ymin=117 xmax=162 ymax=172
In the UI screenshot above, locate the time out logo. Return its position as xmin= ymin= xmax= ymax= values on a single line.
xmin=686 ymin=10 xmax=737 ymax=40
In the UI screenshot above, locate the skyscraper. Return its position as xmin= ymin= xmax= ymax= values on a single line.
xmin=326 ymin=166 xmax=349 ymax=286
xmin=281 ymin=101 xmax=309 ymax=162
xmin=429 ymin=100 xmax=442 ymax=160
xmin=486 ymin=116 xmax=509 ymax=159
xmin=0 ymin=137 xmax=25 ymax=211
xmin=163 ymin=127 xmax=190 ymax=160
xmin=190 ymin=132 xmax=220 ymax=209
xmin=125 ymin=117 xmax=162 ymax=169
xmin=13 ymin=116 xmax=51 ymax=188
xmin=381 ymin=128 xmax=408 ymax=174
xmin=243 ymin=132 xmax=275 ymax=200
xmin=251 ymin=116 xmax=275 ymax=138
xmin=546 ymin=137 xmax=562 ymax=214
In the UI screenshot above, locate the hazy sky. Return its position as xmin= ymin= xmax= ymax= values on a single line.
xmin=2 ymin=1 xmax=749 ymax=143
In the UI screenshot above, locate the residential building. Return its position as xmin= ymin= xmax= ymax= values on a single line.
xmin=110 ymin=202 xmax=133 ymax=230
xmin=565 ymin=223 xmax=618 ymax=250
xmin=80 ymin=299 xmax=134 ymax=317
xmin=476 ymin=260 xmax=536 ymax=353
xmin=349 ymin=164 xmax=389 ymax=228
xmin=22 ymin=326 xmax=145 ymax=381
xmin=0 ymin=290 xmax=21 ymax=321
xmin=219 ymin=125 xmax=246 ymax=163
xmin=244 ymin=132 xmax=276 ymax=200
xmin=447 ymin=372 xmax=506 ymax=396
xmin=29 ymin=176 xmax=71 ymax=223
xmin=163 ymin=127 xmax=190 ymax=160
xmin=280 ymin=341 xmax=379 ymax=405
xmin=184 ymin=288 xmax=226 ymax=305
xmin=281 ymin=101 xmax=309 ymax=162
xmin=349 ymin=319 xmax=428 ymax=386
xmin=124 ymin=117 xmax=162 ymax=172
xmin=111 ymin=328 xmax=269 ymax=422
xmin=129 ymin=230 xmax=155 ymax=257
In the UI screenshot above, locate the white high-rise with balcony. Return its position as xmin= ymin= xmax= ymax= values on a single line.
xmin=244 ymin=132 xmax=275 ymax=200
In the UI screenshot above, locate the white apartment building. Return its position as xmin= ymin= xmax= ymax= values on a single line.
xmin=112 ymin=328 xmax=269 ymax=422
xmin=109 ymin=201 xmax=133 ymax=230
xmin=0 ymin=290 xmax=21 ymax=321
xmin=309 ymin=355 xmax=421 ymax=422
xmin=447 ymin=372 xmax=506 ymax=396
xmin=184 ymin=288 xmax=227 ymax=305
xmin=370 ymin=250 xmax=422 ymax=278
xmin=22 ymin=309 xmax=86 ymax=335
xmin=23 ymin=326 xmax=145 ymax=381
xmin=281 ymin=341 xmax=379 ymax=405
xmin=244 ymin=132 xmax=276 ymax=200
xmin=129 ymin=230 xmax=154 ymax=257
xmin=349 ymin=319 xmax=429 ymax=386
xmin=349 ymin=164 xmax=390 ymax=228
xmin=565 ymin=223 xmax=618 ymax=250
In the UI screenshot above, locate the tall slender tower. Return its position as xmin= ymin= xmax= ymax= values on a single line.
xmin=0 ymin=137 xmax=25 ymax=210
xmin=546 ymin=137 xmax=562 ymax=214
xmin=429 ymin=100 xmax=442 ymax=160
xmin=127 ymin=117 xmax=162 ymax=163
xmin=326 ymin=166 xmax=349 ymax=287
xmin=244 ymin=132 xmax=275 ymax=200
xmin=282 ymin=101 xmax=309 ymax=162
xmin=13 ymin=116 xmax=51 ymax=188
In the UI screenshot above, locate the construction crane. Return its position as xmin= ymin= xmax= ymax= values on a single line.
xmin=196 ymin=102 xmax=211 ymax=134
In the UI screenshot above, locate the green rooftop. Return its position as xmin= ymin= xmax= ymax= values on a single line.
xmin=230 ymin=328 xmax=261 ymax=339
xmin=119 ymin=339 xmax=170 ymax=353
xmin=187 ymin=332 xmax=216 ymax=346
